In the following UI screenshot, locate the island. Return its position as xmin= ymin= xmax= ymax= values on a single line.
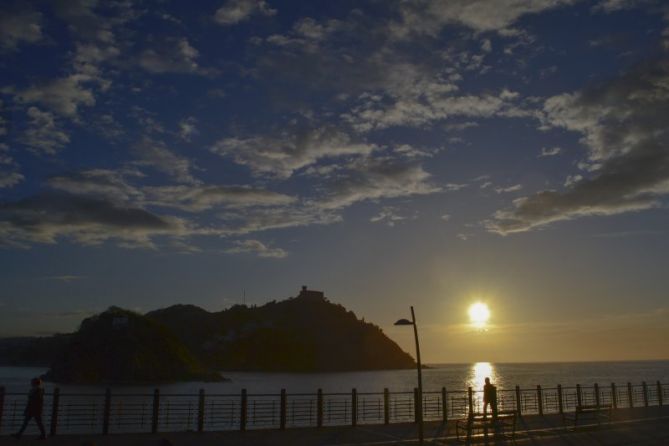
xmin=0 ymin=286 xmax=416 ymax=382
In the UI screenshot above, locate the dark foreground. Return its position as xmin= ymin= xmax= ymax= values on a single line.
xmin=1 ymin=407 xmax=667 ymax=445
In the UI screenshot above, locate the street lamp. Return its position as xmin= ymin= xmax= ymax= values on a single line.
xmin=395 ymin=306 xmax=423 ymax=445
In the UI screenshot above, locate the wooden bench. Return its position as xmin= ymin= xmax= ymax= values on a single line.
xmin=456 ymin=410 xmax=517 ymax=442
xmin=563 ymin=404 xmax=612 ymax=428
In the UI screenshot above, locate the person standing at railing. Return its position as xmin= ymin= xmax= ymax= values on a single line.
xmin=483 ymin=377 xmax=497 ymax=418
xmin=12 ymin=377 xmax=47 ymax=440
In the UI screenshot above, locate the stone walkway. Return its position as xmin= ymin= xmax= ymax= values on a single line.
xmin=1 ymin=407 xmax=667 ymax=445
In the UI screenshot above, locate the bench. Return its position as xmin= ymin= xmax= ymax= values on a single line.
xmin=456 ymin=410 xmax=517 ymax=442
xmin=563 ymin=404 xmax=612 ymax=428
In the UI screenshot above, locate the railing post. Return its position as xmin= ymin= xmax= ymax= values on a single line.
xmin=0 ymin=386 xmax=5 ymax=433
xmin=515 ymin=385 xmax=522 ymax=415
xmin=442 ymin=387 xmax=448 ymax=423
xmin=557 ymin=384 xmax=563 ymax=414
xmin=383 ymin=388 xmax=389 ymax=424
xmin=611 ymin=383 xmax=617 ymax=409
xmin=240 ymin=389 xmax=247 ymax=431
xmin=594 ymin=383 xmax=600 ymax=407
xmin=537 ymin=385 xmax=543 ymax=416
xmin=151 ymin=388 xmax=160 ymax=434
xmin=351 ymin=388 xmax=357 ymax=427
xmin=280 ymin=389 xmax=287 ymax=430
xmin=467 ymin=387 xmax=474 ymax=416
xmin=197 ymin=389 xmax=205 ymax=432
xmin=576 ymin=384 xmax=582 ymax=407
xmin=414 ymin=388 xmax=420 ymax=422
xmin=628 ymin=382 xmax=634 ymax=408
xmin=49 ymin=387 xmax=60 ymax=437
xmin=102 ymin=388 xmax=111 ymax=435
xmin=317 ymin=388 xmax=323 ymax=427
xmin=642 ymin=382 xmax=648 ymax=407
xmin=658 ymin=381 xmax=663 ymax=407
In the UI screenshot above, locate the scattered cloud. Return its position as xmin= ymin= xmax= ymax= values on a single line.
xmin=144 ymin=185 xmax=296 ymax=212
xmin=15 ymin=75 xmax=96 ymax=118
xmin=370 ymin=206 xmax=415 ymax=227
xmin=133 ymin=136 xmax=199 ymax=184
xmin=489 ymin=58 xmax=669 ymax=234
xmin=0 ymin=144 xmax=23 ymax=188
xmin=495 ymin=184 xmax=523 ymax=194
xmin=214 ymin=0 xmax=276 ymax=26
xmin=211 ymin=127 xmax=378 ymax=179
xmin=224 ymin=239 xmax=287 ymax=258
xmin=139 ymin=38 xmax=205 ymax=75
xmin=390 ymin=0 xmax=577 ymax=37
xmin=539 ymin=146 xmax=562 ymax=157
xmin=47 ymin=169 xmax=144 ymax=203
xmin=19 ymin=107 xmax=70 ymax=155
xmin=179 ymin=116 xmax=199 ymax=141
xmin=0 ymin=193 xmax=191 ymax=249
xmin=440 ymin=213 xmax=451 ymax=221
xmin=0 ymin=6 xmax=43 ymax=50
xmin=317 ymin=158 xmax=441 ymax=210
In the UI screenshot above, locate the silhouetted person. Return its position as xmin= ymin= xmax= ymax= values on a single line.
xmin=483 ymin=377 xmax=497 ymax=417
xmin=12 ymin=377 xmax=46 ymax=440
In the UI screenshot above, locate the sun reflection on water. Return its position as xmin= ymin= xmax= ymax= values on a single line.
xmin=468 ymin=362 xmax=499 ymax=391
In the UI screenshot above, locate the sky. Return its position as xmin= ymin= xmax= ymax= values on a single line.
xmin=1 ymin=0 xmax=668 ymax=363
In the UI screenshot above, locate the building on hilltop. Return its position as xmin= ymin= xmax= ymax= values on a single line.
xmin=298 ymin=285 xmax=325 ymax=301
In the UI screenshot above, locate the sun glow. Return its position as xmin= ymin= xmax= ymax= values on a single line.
xmin=468 ymin=302 xmax=490 ymax=328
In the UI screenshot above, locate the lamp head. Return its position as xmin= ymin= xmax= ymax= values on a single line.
xmin=394 ymin=318 xmax=413 ymax=326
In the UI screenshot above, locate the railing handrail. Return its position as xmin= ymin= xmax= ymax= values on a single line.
xmin=1 ymin=380 xmax=666 ymax=436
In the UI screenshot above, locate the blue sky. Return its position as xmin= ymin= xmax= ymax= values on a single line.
xmin=1 ymin=0 xmax=668 ymax=362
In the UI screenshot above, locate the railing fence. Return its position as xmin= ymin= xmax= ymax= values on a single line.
xmin=0 ymin=381 xmax=666 ymax=436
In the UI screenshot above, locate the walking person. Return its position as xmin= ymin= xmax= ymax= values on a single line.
xmin=483 ymin=377 xmax=497 ymax=417
xmin=12 ymin=377 xmax=47 ymax=440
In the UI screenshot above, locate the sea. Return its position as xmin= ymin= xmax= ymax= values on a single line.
xmin=1 ymin=360 xmax=668 ymax=395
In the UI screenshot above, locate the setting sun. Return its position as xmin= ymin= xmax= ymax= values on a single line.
xmin=468 ymin=302 xmax=491 ymax=328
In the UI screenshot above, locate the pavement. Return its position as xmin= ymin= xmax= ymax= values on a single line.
xmin=1 ymin=407 xmax=667 ymax=445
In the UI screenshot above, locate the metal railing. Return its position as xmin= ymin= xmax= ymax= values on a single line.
xmin=0 ymin=381 xmax=666 ymax=436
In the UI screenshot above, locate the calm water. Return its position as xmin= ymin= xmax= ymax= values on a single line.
xmin=2 ymin=361 xmax=668 ymax=395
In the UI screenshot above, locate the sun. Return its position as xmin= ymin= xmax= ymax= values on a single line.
xmin=468 ymin=302 xmax=490 ymax=328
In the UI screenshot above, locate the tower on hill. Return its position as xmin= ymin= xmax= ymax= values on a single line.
xmin=298 ymin=285 xmax=325 ymax=301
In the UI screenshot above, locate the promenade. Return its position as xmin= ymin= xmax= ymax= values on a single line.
xmin=1 ymin=406 xmax=667 ymax=446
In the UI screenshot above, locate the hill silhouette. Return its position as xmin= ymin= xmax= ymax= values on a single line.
xmin=1 ymin=287 xmax=415 ymax=377
xmin=147 ymin=286 xmax=415 ymax=372
xmin=45 ymin=307 xmax=223 ymax=384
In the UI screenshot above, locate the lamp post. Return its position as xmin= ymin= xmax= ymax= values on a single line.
xmin=395 ymin=306 xmax=423 ymax=445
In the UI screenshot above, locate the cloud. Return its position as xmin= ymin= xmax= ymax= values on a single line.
xmin=47 ymin=169 xmax=144 ymax=203
xmin=390 ymin=0 xmax=577 ymax=37
xmin=489 ymin=58 xmax=669 ymax=234
xmin=343 ymin=88 xmax=525 ymax=132
xmin=19 ymin=107 xmax=70 ymax=155
xmin=224 ymin=239 xmax=287 ymax=258
xmin=495 ymin=184 xmax=523 ymax=194
xmin=179 ymin=116 xmax=198 ymax=141
xmin=139 ymin=38 xmax=204 ymax=74
xmin=317 ymin=157 xmax=441 ymax=210
xmin=211 ymin=127 xmax=378 ymax=178
xmin=370 ymin=206 xmax=416 ymax=227
xmin=216 ymin=205 xmax=341 ymax=236
xmin=0 ymin=193 xmax=191 ymax=249
xmin=539 ymin=146 xmax=562 ymax=157
xmin=214 ymin=0 xmax=276 ymax=26
xmin=144 ymin=185 xmax=296 ymax=212
xmin=0 ymin=144 xmax=23 ymax=188
xmin=133 ymin=136 xmax=199 ymax=184
xmin=0 ymin=6 xmax=43 ymax=50
xmin=0 ymin=170 xmax=23 ymax=189
xmin=15 ymin=75 xmax=96 ymax=118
